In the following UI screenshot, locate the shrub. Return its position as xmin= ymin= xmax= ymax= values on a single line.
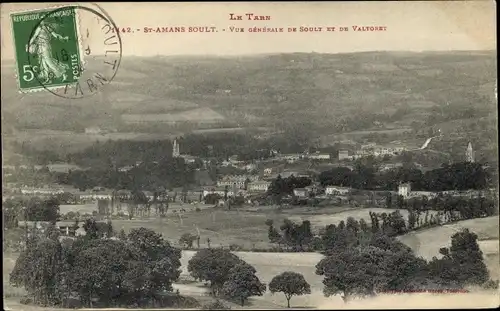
xmin=20 ymin=297 xmax=33 ymax=305
xmin=483 ymin=279 xmax=499 ymax=290
xmin=229 ymin=243 xmax=242 ymax=251
xmin=202 ymin=299 xmax=231 ymax=310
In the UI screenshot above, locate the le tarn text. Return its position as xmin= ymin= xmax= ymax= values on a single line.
xmin=230 ymin=13 xmax=271 ymax=21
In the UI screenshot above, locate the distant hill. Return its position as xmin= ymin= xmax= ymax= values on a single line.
xmin=1 ymin=51 xmax=496 ymax=153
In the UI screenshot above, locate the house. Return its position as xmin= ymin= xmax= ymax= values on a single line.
xmin=408 ymin=191 xmax=438 ymax=199
xmin=118 ymin=165 xmax=134 ymax=172
xmin=398 ymin=183 xmax=411 ymax=198
xmin=380 ymin=163 xmax=403 ymax=172
xmin=358 ymin=144 xmax=407 ymax=158
xmin=243 ymin=163 xmax=257 ymax=172
xmin=308 ymin=153 xmax=331 ymax=160
xmin=16 ymin=220 xmax=105 ymax=237
xmin=143 ymin=191 xmax=155 ymax=202
xmin=217 ymin=175 xmax=259 ymax=189
xmin=202 ymin=187 xmax=235 ymax=199
xmin=293 ymin=188 xmax=309 ymax=198
xmin=263 ymin=165 xmax=285 ymax=177
xmin=20 ymin=187 xmax=65 ymax=196
xmin=278 ymin=170 xmax=310 ymax=179
xmin=325 ymin=186 xmax=351 ymax=196
xmin=338 ymin=150 xmax=350 ymax=161
xmin=305 ymin=184 xmax=320 ymax=195
xmin=116 ymin=190 xmax=133 ymax=200
xmin=79 ymin=190 xmax=113 ymax=201
xmin=179 ymin=154 xmax=198 ymax=164
xmin=228 ymin=155 xmax=242 ymax=165
xmin=280 ymin=154 xmax=303 ymax=163
xmin=247 ymin=181 xmax=271 ymax=192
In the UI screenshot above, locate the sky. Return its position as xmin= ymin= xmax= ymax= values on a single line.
xmin=0 ymin=1 xmax=496 ymax=59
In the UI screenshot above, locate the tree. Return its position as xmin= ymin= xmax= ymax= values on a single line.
xmin=45 ymin=222 xmax=61 ymax=241
xmin=266 ymin=219 xmax=282 ymax=244
xmin=71 ymin=239 xmax=135 ymax=307
xmin=179 ymin=233 xmax=198 ymax=249
xmin=267 ymin=175 xmax=285 ymax=205
xmin=106 ymin=220 xmax=114 ymax=238
xmin=82 ymin=219 xmax=100 ymax=240
xmin=10 ymin=238 xmax=63 ymax=306
xmin=118 ymin=229 xmax=127 ymax=240
xmin=187 ymin=248 xmax=242 ymax=296
xmin=204 ymin=193 xmax=221 ymax=205
xmin=25 ymin=197 xmax=60 ymax=222
xmin=429 ymin=229 xmax=489 ymax=287
xmin=221 ymin=262 xmax=266 ymax=306
xmin=269 ymin=271 xmax=311 ymax=308
xmin=315 ymin=246 xmax=389 ymax=302
xmin=126 ymin=227 xmax=182 ymax=300
xmin=3 ymin=198 xmax=24 ymax=229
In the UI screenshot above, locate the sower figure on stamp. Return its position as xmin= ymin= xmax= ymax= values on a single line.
xmin=26 ymin=19 xmax=69 ymax=84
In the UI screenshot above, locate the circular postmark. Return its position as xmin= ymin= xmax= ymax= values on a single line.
xmin=26 ymin=3 xmax=122 ymax=99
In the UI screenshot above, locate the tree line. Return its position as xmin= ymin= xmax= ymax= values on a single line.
xmin=17 ymin=133 xmax=310 ymax=168
xmin=3 ymin=197 xmax=61 ymax=229
xmin=266 ymin=215 xmax=496 ymax=301
xmin=187 ymin=247 xmax=311 ymax=308
xmin=316 ymin=228 xmax=495 ymax=301
xmin=8 ymin=216 xmax=498 ymax=309
xmin=266 ymin=175 xmax=312 ymax=205
xmin=319 ymin=161 xmax=490 ymax=191
xmin=53 ymin=157 xmax=196 ymax=192
xmin=389 ymin=195 xmax=497 ymax=223
xmin=10 ymin=224 xmax=182 ymax=308
xmin=266 ymin=202 xmax=497 ymax=253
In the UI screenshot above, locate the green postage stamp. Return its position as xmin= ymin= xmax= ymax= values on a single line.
xmin=10 ymin=7 xmax=83 ymax=92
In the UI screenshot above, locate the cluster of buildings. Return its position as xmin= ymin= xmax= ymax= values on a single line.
xmin=338 ymin=143 xmax=407 ymax=161
xmin=274 ymin=151 xmax=331 ymax=163
xmin=4 ymin=136 xmax=484 ymax=211
xmin=397 ymin=181 xmax=486 ymax=200
xmin=397 ymin=183 xmax=438 ymax=200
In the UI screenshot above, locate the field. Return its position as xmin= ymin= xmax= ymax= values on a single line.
xmin=177 ymin=250 xmax=325 ymax=308
xmin=113 ymin=206 xmax=412 ymax=249
xmin=398 ymin=216 xmax=500 ymax=279
xmin=2 ymin=51 xmax=496 ymax=157
xmin=3 ymin=212 xmax=499 ymax=310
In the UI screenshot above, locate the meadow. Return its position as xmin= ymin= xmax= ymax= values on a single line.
xmin=397 ymin=216 xmax=499 ymax=278
xmin=3 ymin=211 xmax=499 ymax=309
xmin=112 ymin=206 xmax=410 ymax=249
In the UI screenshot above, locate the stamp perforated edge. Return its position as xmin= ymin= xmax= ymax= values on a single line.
xmin=9 ymin=4 xmax=87 ymax=94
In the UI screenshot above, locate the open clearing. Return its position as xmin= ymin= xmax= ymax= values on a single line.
xmin=113 ymin=207 xmax=412 ymax=249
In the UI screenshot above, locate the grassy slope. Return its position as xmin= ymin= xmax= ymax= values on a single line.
xmin=1 ymin=51 xmax=496 ymax=155
xmin=398 ymin=216 xmax=499 ymax=278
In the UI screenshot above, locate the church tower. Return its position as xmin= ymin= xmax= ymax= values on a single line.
xmin=466 ymin=142 xmax=474 ymax=163
xmin=173 ymin=138 xmax=180 ymax=157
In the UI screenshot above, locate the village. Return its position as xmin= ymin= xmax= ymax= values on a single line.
xmin=3 ymin=135 xmax=491 ymax=241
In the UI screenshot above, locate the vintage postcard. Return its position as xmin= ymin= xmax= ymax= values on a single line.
xmin=1 ymin=1 xmax=498 ymax=310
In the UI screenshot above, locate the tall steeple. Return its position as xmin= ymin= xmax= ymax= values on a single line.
xmin=466 ymin=142 xmax=474 ymax=163
xmin=173 ymin=138 xmax=180 ymax=157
